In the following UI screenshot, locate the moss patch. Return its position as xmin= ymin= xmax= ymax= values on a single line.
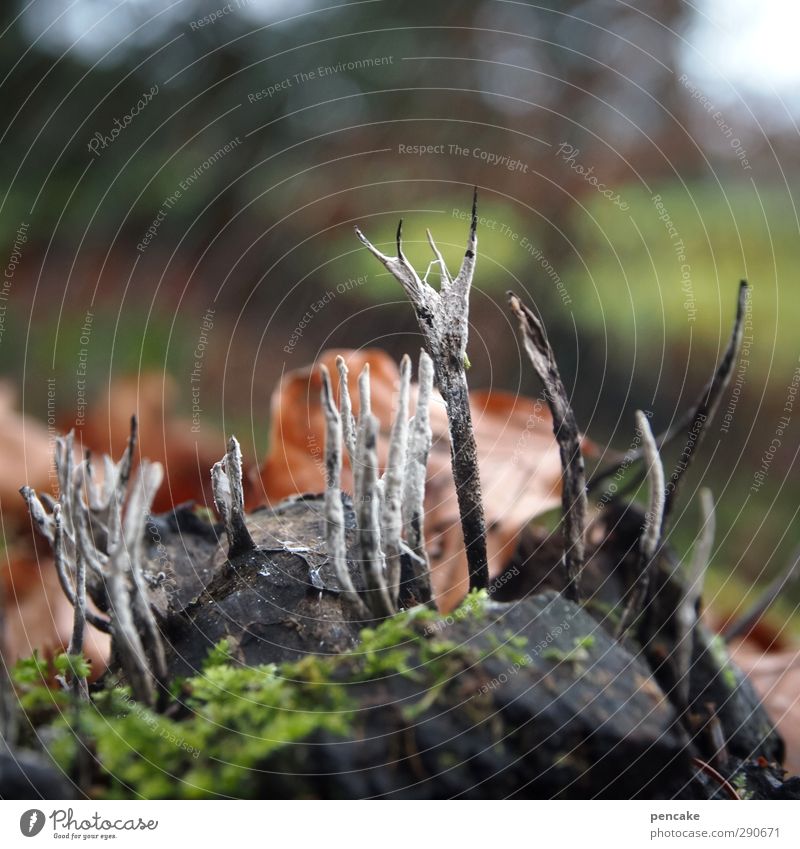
xmin=15 ymin=592 xmax=507 ymax=799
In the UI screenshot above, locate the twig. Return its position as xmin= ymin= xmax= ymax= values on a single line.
xmin=691 ymin=757 xmax=740 ymax=800
xmin=509 ymin=293 xmax=588 ymax=603
xmin=320 ymin=365 xmax=369 ymax=617
xmin=616 ymin=411 xmax=665 ymax=638
xmin=381 ymin=354 xmax=411 ymax=605
xmin=663 ymin=281 xmax=749 ymax=523
xmin=355 ymin=190 xmax=489 ymax=591
xmin=674 ymin=488 xmax=715 ymax=708
xmin=722 ymin=541 xmax=800 ymax=641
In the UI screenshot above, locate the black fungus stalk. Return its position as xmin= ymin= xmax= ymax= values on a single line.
xmin=355 ymin=190 xmax=488 ymax=592
xmin=509 ymin=293 xmax=587 ymax=603
xmin=662 ymin=281 xmax=749 ymax=524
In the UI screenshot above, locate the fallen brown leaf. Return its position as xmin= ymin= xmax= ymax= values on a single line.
xmin=1 ymin=549 xmax=109 ymax=671
xmin=728 ymin=638 xmax=800 ymax=776
xmin=0 ymin=381 xmax=56 ymax=517
xmin=73 ymin=372 xmax=222 ymax=512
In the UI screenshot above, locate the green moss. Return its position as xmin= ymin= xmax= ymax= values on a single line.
xmin=732 ymin=772 xmax=754 ymax=800
xmin=542 ymin=636 xmax=595 ymax=668
xmin=19 ymin=592 xmax=505 ymax=799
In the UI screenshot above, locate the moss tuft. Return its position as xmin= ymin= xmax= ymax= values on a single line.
xmin=16 ymin=592 xmax=505 ymax=798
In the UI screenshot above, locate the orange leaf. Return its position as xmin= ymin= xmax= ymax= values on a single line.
xmin=2 ymin=551 xmax=109 ymax=673
xmin=73 ymin=372 xmax=223 ymax=512
xmin=0 ymin=381 xmax=55 ymax=516
xmin=728 ymin=639 xmax=800 ymax=776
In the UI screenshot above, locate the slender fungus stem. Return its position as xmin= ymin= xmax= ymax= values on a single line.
xmin=687 ymin=489 xmax=715 ymax=599
xmin=616 ymin=411 xmax=666 ymax=638
xmin=355 ymin=413 xmax=395 ymax=619
xmin=124 ymin=462 xmax=168 ymax=689
xmin=212 ymin=437 xmax=256 ymax=558
xmin=19 ymin=486 xmax=54 ymax=544
xmin=358 ymin=364 xmax=371 ymax=422
xmin=67 ymin=540 xmax=89 ymax=699
xmin=323 ymin=352 xmax=434 ymax=617
xmin=588 ymin=283 xmax=749 ymax=505
xmin=509 ymin=293 xmax=588 ymax=603
xmin=321 ymin=365 xmax=369 ymax=617
xmin=73 ymin=485 xmax=155 ymax=706
xmin=674 ymin=488 xmax=715 ymax=708
xmin=335 ymin=356 xmax=357 ymax=467
xmin=381 ymin=355 xmax=411 ymax=606
xmin=22 ymin=416 xmax=164 ymax=706
xmin=403 ymin=351 xmax=434 ymax=563
xmin=355 ymin=189 xmax=488 ymax=592
xmin=664 ymin=281 xmax=748 ymax=523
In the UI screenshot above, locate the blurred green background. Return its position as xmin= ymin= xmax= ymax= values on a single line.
xmin=1 ymin=0 xmax=799 ymax=633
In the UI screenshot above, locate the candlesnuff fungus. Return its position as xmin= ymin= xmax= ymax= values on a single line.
xmin=321 ymin=350 xmax=435 ymax=620
xmin=662 ymin=281 xmax=749 ymax=525
xmin=588 ymin=281 xmax=749 ymax=505
xmin=20 ymin=418 xmax=168 ymax=706
xmin=674 ymin=487 xmax=715 ymax=709
xmin=509 ymin=293 xmax=588 ymax=603
xmin=355 ymin=190 xmax=488 ymax=592
xmin=615 ymin=410 xmax=666 ymax=638
xmin=211 ymin=436 xmax=257 ymax=558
